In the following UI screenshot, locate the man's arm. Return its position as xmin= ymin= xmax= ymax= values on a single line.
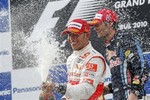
xmin=124 ymin=36 xmax=145 ymax=99
xmin=40 ymin=56 xmax=106 ymax=99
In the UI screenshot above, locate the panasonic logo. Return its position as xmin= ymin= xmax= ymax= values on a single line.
xmin=0 ymin=50 xmax=9 ymax=56
xmin=0 ymin=89 xmax=11 ymax=96
xmin=13 ymin=86 xmax=41 ymax=94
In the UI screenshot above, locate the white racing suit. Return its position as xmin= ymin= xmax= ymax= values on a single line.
xmin=62 ymin=42 xmax=107 ymax=100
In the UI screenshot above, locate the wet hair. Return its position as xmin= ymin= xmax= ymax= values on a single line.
xmin=112 ymin=22 xmax=118 ymax=30
xmin=104 ymin=21 xmax=118 ymax=30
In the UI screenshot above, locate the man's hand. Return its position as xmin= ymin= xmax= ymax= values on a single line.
xmin=103 ymin=85 xmax=110 ymax=95
xmin=41 ymin=82 xmax=55 ymax=93
xmin=103 ymin=83 xmax=113 ymax=95
xmin=39 ymin=82 xmax=56 ymax=100
xmin=127 ymin=92 xmax=138 ymax=100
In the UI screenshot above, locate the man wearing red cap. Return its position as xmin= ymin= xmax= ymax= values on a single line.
xmin=89 ymin=9 xmax=147 ymax=100
xmin=40 ymin=19 xmax=107 ymax=100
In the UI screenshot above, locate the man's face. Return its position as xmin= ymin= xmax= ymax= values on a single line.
xmin=67 ymin=32 xmax=89 ymax=50
xmin=93 ymin=22 xmax=109 ymax=38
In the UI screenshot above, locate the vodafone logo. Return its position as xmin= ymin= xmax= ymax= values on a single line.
xmin=80 ymin=52 xmax=90 ymax=59
xmin=68 ymin=22 xmax=82 ymax=29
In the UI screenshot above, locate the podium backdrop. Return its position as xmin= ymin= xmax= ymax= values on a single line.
xmin=0 ymin=0 xmax=150 ymax=100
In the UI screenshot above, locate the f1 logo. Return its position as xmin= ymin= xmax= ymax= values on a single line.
xmin=29 ymin=0 xmax=79 ymax=41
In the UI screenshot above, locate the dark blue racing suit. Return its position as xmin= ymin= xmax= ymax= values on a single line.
xmin=105 ymin=32 xmax=145 ymax=100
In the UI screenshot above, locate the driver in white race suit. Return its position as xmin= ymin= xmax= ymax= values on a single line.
xmin=40 ymin=19 xmax=107 ymax=100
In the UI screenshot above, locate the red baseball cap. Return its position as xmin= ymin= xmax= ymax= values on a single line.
xmin=61 ymin=19 xmax=90 ymax=35
xmin=89 ymin=9 xmax=118 ymax=26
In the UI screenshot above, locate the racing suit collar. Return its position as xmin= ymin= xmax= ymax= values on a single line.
xmin=73 ymin=41 xmax=92 ymax=55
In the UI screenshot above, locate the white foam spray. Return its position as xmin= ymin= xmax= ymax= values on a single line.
xmin=24 ymin=29 xmax=66 ymax=82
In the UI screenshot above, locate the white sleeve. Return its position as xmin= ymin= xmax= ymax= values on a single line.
xmin=64 ymin=56 xmax=106 ymax=99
